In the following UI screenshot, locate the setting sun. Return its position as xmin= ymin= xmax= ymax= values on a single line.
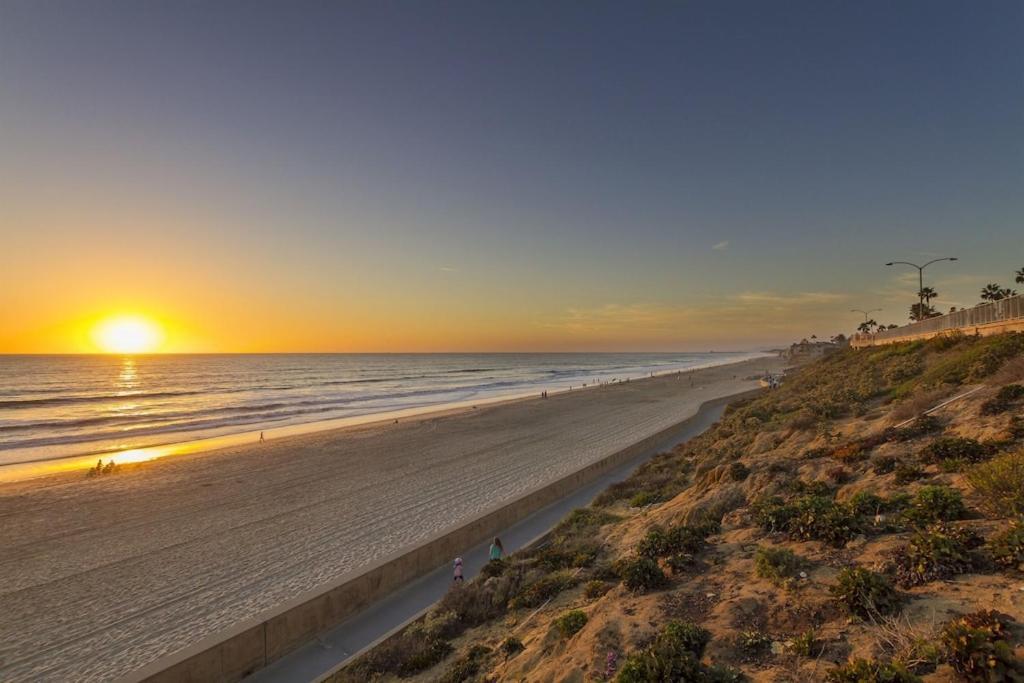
xmin=91 ymin=315 xmax=164 ymax=354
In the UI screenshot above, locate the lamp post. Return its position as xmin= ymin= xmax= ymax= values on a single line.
xmin=851 ymin=308 xmax=882 ymax=322
xmin=885 ymin=257 xmax=958 ymax=321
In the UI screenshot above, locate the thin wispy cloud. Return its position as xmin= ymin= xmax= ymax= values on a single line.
xmin=712 ymin=241 xmax=730 ymax=251
xmin=438 ymin=266 xmax=457 ymax=273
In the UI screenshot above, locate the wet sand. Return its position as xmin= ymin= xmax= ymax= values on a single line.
xmin=0 ymin=355 xmax=784 ymax=681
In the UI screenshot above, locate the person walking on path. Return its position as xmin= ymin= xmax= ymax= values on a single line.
xmin=452 ymin=557 xmax=464 ymax=583
xmin=489 ymin=537 xmax=504 ymax=561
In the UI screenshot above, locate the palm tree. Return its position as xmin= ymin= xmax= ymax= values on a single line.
xmin=1016 ymin=267 xmax=1024 ymax=285
xmin=857 ymin=320 xmax=877 ymax=334
xmin=918 ymin=286 xmax=938 ymax=305
xmin=981 ymin=283 xmax=1018 ymax=302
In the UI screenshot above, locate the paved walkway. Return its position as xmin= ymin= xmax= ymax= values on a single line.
xmin=246 ymin=398 xmax=731 ymax=683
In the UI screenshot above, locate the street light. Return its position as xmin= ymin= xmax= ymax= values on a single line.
xmin=850 ymin=308 xmax=882 ymax=322
xmin=885 ymin=257 xmax=958 ymax=321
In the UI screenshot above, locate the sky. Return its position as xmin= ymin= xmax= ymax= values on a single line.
xmin=1 ymin=1 xmax=1022 ymax=353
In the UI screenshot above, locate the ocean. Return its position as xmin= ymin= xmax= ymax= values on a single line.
xmin=0 ymin=352 xmax=766 ymax=467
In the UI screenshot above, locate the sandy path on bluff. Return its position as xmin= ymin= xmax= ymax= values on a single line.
xmin=0 ymin=355 xmax=785 ymax=682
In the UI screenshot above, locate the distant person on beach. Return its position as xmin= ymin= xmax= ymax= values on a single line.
xmin=453 ymin=557 xmax=464 ymax=583
xmin=259 ymin=432 xmax=265 ymax=443
xmin=489 ymin=537 xmax=504 ymax=561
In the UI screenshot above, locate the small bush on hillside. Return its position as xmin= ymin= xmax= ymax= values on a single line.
xmin=640 ymin=518 xmax=720 ymax=557
xmin=553 ymin=609 xmax=588 ymax=639
xmin=617 ymin=556 xmax=668 ymax=592
xmin=753 ymin=494 xmax=859 ymax=547
xmin=826 ymin=659 xmax=922 ymax=683
xmin=787 ymin=495 xmax=860 ymax=547
xmin=728 ymin=461 xmax=750 ymax=481
xmin=918 ymin=437 xmax=993 ymax=466
xmin=509 ymin=571 xmax=577 ymax=609
xmin=789 ymin=629 xmax=820 ymax=658
xmin=754 ymin=546 xmax=809 ymax=587
xmin=789 ymin=479 xmax=833 ymax=497
xmin=499 ymin=636 xmax=523 ymax=659
xmin=629 ymin=491 xmax=661 ymax=508
xmin=967 ymin=450 xmax=1024 ymax=517
xmin=535 ymin=538 xmax=601 ymax=571
xmin=884 ymin=354 xmax=925 ymax=383
xmin=831 ymin=567 xmax=901 ymax=619
xmin=552 ymin=507 xmax=619 ymax=537
xmin=873 ymin=456 xmax=898 ymax=474
xmin=438 ymin=644 xmax=491 ymax=683
xmin=737 ymin=629 xmax=772 ymax=656
xmin=890 ymin=415 xmax=943 ymax=442
xmin=847 ymin=491 xmax=888 ymax=517
xmin=616 ymin=621 xmax=721 ymax=683
xmin=831 ymin=442 xmax=869 ymax=463
xmin=980 ymin=384 xmax=1024 ymax=415
xmin=892 ymin=524 xmax=981 ymax=588
xmin=584 ymin=579 xmax=613 ymax=599
xmin=940 ymin=610 xmax=1023 ymax=682
xmin=988 ymin=523 xmax=1024 ymax=571
xmin=903 ymin=485 xmax=967 ymax=525
xmin=479 ymin=558 xmax=506 ymax=579
xmin=894 ymin=462 xmax=926 ymax=485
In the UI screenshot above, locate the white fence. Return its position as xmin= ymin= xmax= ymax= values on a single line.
xmin=854 ymin=293 xmax=1024 ymax=345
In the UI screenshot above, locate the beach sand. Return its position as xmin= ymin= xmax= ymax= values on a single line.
xmin=0 ymin=355 xmax=785 ymax=681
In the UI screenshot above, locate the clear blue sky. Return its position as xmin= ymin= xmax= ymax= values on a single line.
xmin=1 ymin=1 xmax=1021 ymax=351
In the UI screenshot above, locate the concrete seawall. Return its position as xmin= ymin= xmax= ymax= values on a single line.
xmin=130 ymin=391 xmax=757 ymax=683
xmin=852 ymin=319 xmax=1024 ymax=348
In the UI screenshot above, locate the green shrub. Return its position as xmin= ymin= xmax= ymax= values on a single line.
xmin=789 ymin=479 xmax=833 ymax=497
xmin=553 ymin=609 xmax=588 ymax=639
xmin=940 ymin=610 xmax=1023 ymax=682
xmin=617 ymin=556 xmax=668 ymax=592
xmin=825 ymin=658 xmax=922 ymax=682
xmin=630 ymin=491 xmax=661 ymax=508
xmin=437 ymin=644 xmax=491 ymax=683
xmin=892 ymin=524 xmax=981 ymax=588
xmin=890 ymin=415 xmax=943 ymax=442
xmin=397 ymin=637 xmax=454 ymax=676
xmin=918 ymin=437 xmax=993 ymax=465
xmin=894 ymin=462 xmax=926 ymax=485
xmin=616 ymin=621 xmax=714 ymax=682
xmin=988 ymin=522 xmax=1024 ymax=571
xmin=499 ymin=636 xmax=524 ymax=659
xmin=903 ymin=485 xmax=967 ymax=525
xmin=884 ymin=354 xmax=924 ymax=383
xmin=728 ymin=461 xmax=750 ymax=481
xmin=754 ymin=546 xmax=809 ymax=587
xmin=752 ymin=496 xmax=796 ymax=533
xmin=509 ymin=571 xmax=577 ymax=608
xmin=737 ymin=630 xmax=772 ymax=655
xmin=789 ymin=629 xmax=819 ymax=657
xmin=848 ymin=491 xmax=886 ymax=516
xmin=980 ymin=384 xmax=1024 ymax=415
xmin=831 ymin=567 xmax=901 ymax=618
xmin=967 ymin=450 xmax=1024 ymax=517
xmin=552 ymin=507 xmax=619 ymax=537
xmin=479 ymin=558 xmax=506 ymax=578
xmin=873 ymin=456 xmax=898 ymax=475
xmin=665 ymin=553 xmax=696 ymax=574
xmin=787 ymin=495 xmax=860 ymax=547
xmin=584 ymin=579 xmax=613 ymax=599
xmin=635 ymin=521 xmax=716 ymax=558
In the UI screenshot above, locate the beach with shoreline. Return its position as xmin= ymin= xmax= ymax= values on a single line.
xmin=0 ymin=354 xmax=785 ymax=682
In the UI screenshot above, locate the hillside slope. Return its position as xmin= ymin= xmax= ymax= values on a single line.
xmin=335 ymin=332 xmax=1024 ymax=683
